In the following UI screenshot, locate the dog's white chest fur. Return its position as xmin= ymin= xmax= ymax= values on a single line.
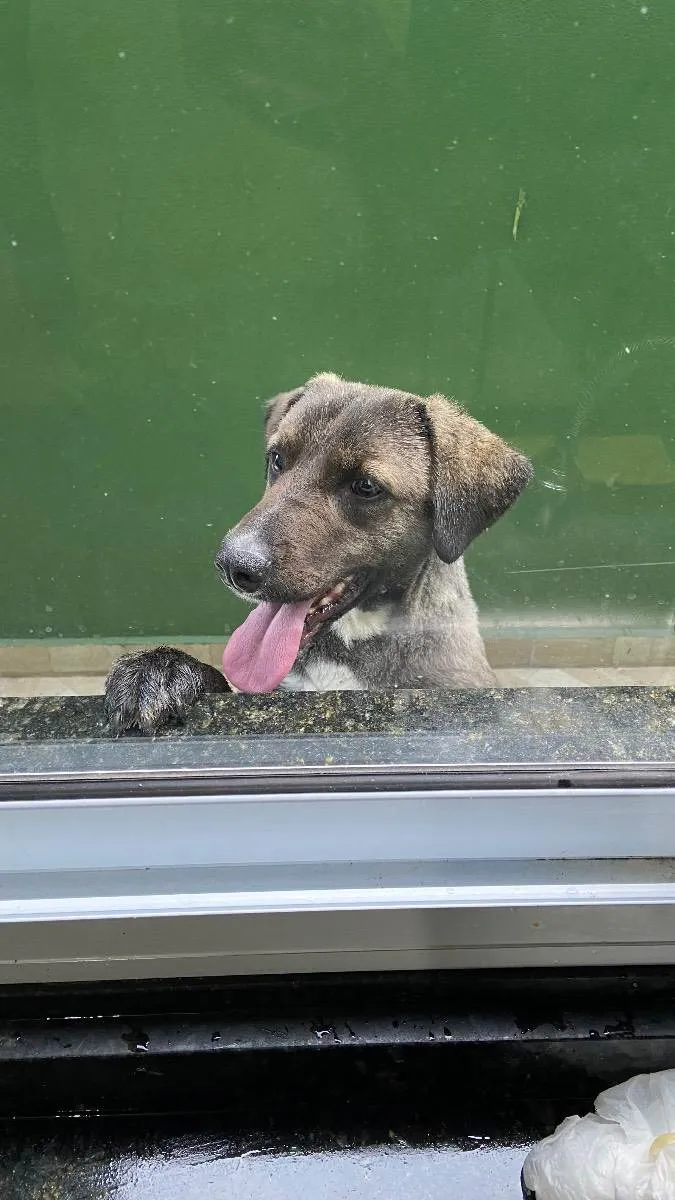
xmin=333 ymin=604 xmax=391 ymax=647
xmin=281 ymin=606 xmax=390 ymax=691
xmin=282 ymin=659 xmax=362 ymax=691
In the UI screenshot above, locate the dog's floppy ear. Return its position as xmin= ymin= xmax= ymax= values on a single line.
xmin=420 ymin=392 xmax=532 ymax=563
xmin=263 ymin=386 xmax=306 ymax=438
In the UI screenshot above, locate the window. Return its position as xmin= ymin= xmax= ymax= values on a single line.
xmin=0 ymin=0 xmax=673 ymax=981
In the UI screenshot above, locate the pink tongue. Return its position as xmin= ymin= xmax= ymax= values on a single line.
xmin=222 ymin=600 xmax=312 ymax=692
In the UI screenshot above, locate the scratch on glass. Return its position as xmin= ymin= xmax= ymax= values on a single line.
xmin=540 ymin=472 xmax=567 ymax=493
xmin=512 ymin=188 xmax=527 ymax=241
xmin=508 ymin=560 xmax=675 ymax=575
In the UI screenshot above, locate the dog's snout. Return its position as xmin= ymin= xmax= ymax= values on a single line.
xmin=230 ymin=560 xmax=267 ymax=594
xmin=216 ymin=536 xmax=272 ymax=596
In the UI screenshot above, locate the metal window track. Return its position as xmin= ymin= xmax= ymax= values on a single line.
xmin=1 ymin=784 xmax=675 ymax=983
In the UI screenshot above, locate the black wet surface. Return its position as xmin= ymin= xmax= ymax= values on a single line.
xmin=3 ymin=970 xmax=675 ymax=1199
xmin=0 ymin=1033 xmax=556 ymax=1200
xmin=0 ymin=1118 xmax=535 ymax=1200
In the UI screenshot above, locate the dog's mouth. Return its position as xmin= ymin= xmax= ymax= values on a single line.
xmin=300 ymin=576 xmax=361 ymax=649
xmin=221 ymin=577 xmax=361 ymax=693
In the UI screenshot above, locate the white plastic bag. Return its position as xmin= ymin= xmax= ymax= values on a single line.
xmin=522 ymin=1068 xmax=675 ymax=1200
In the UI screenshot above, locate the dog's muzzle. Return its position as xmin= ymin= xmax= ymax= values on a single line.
xmin=215 ymin=534 xmax=273 ymax=597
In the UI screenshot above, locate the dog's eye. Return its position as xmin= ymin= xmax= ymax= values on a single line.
xmin=351 ymin=475 xmax=384 ymax=499
xmin=268 ymin=449 xmax=284 ymax=476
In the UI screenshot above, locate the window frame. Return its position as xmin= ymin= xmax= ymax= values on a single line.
xmin=1 ymin=684 xmax=674 ymax=986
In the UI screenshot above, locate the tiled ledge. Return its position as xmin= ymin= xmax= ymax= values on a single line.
xmin=0 ymin=642 xmax=224 ymax=678
xmin=0 ymin=635 xmax=674 ymax=678
xmin=2 ymin=666 xmax=675 ymax=698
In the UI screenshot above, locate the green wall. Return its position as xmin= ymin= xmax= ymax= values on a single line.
xmin=1 ymin=0 xmax=673 ymax=641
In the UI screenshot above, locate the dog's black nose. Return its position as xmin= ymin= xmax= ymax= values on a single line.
xmin=216 ymin=537 xmax=272 ymax=596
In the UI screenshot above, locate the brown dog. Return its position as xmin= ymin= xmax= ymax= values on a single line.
xmin=105 ymin=373 xmax=531 ymax=731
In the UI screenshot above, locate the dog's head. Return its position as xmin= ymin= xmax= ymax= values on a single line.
xmin=217 ymin=372 xmax=531 ymax=691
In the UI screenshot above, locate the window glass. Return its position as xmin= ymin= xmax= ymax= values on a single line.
xmin=1 ymin=0 xmax=673 ymax=712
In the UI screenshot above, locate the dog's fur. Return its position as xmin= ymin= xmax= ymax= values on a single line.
xmin=105 ymin=373 xmax=531 ymax=733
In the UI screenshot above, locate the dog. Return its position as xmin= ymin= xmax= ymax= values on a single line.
xmin=104 ymin=372 xmax=532 ymax=732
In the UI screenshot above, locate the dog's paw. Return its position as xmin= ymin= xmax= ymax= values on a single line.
xmin=104 ymin=646 xmax=230 ymax=735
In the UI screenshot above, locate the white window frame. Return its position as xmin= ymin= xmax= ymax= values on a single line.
xmin=1 ymin=768 xmax=674 ymax=984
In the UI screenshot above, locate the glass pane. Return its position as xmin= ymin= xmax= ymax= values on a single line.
xmin=1 ymin=0 xmax=673 ymax=717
